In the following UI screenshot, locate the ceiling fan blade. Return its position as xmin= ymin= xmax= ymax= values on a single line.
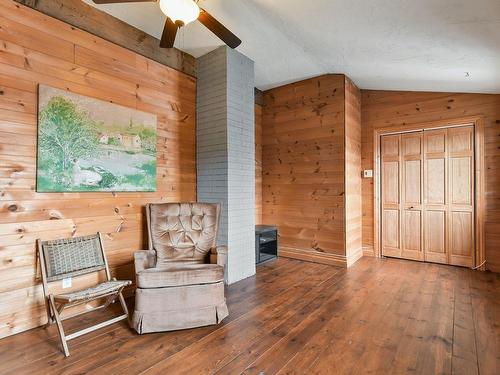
xmin=160 ymin=17 xmax=180 ymax=48
xmin=92 ymin=0 xmax=155 ymax=4
xmin=198 ymin=9 xmax=241 ymax=49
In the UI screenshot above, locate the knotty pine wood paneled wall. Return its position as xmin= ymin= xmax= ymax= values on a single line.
xmin=361 ymin=90 xmax=500 ymax=272
xmin=255 ymin=104 xmax=263 ymax=224
xmin=344 ymin=78 xmax=362 ymax=265
xmin=262 ymin=75 xmax=360 ymax=266
xmin=0 ymin=0 xmax=196 ymax=338
xmin=14 ymin=0 xmax=196 ymax=77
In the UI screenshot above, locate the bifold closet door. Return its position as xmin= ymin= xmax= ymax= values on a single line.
xmin=447 ymin=126 xmax=474 ymax=267
xmin=423 ymin=127 xmax=474 ymax=267
xmin=401 ymin=132 xmax=424 ymax=260
xmin=423 ymin=129 xmax=448 ymax=264
xmin=381 ymin=132 xmax=423 ymax=260
xmin=381 ymin=134 xmax=402 ymax=258
xmin=382 ymin=126 xmax=474 ymax=267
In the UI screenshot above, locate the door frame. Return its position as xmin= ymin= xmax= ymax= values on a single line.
xmin=373 ymin=116 xmax=485 ymax=270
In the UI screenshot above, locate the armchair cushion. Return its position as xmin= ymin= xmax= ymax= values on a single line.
xmin=149 ymin=203 xmax=220 ymax=266
xmin=136 ymin=263 xmax=224 ymax=288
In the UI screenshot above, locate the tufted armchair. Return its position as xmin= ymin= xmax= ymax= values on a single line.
xmin=131 ymin=202 xmax=229 ymax=334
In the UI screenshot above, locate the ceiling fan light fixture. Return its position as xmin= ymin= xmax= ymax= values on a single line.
xmin=159 ymin=0 xmax=200 ymax=25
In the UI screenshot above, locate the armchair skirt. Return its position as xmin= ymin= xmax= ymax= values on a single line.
xmin=132 ymin=281 xmax=228 ymax=334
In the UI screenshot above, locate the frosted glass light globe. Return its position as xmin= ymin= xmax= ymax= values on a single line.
xmin=159 ymin=0 xmax=200 ymax=25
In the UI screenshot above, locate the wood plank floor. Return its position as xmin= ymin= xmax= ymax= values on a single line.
xmin=0 ymin=257 xmax=498 ymax=374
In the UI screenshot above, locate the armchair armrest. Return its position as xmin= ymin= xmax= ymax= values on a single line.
xmin=210 ymin=246 xmax=228 ymax=269
xmin=134 ymin=250 xmax=156 ymax=273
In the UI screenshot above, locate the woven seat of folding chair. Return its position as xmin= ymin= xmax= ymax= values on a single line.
xmin=54 ymin=280 xmax=131 ymax=303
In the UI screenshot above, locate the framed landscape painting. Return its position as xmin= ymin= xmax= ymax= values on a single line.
xmin=36 ymin=85 xmax=157 ymax=192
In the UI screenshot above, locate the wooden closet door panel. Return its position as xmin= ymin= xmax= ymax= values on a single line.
xmin=448 ymin=126 xmax=474 ymax=267
xmin=404 ymin=160 xmax=421 ymax=204
xmin=449 ymin=127 xmax=473 ymax=153
xmin=450 ymin=211 xmax=473 ymax=256
xmin=381 ymin=135 xmax=401 ymax=257
xmin=424 ymin=129 xmax=448 ymax=264
xmin=425 ymin=211 xmax=446 ymax=263
xmin=383 ymin=209 xmax=400 ymax=252
xmin=426 ymin=158 xmax=446 ymax=205
xmin=404 ymin=210 xmax=421 ymax=252
xmin=383 ymin=161 xmax=400 ymax=205
xmin=403 ymin=134 xmax=422 ymax=155
xmin=450 ymin=157 xmax=472 ymax=206
xmin=401 ymin=132 xmax=423 ymax=260
xmin=382 ymin=135 xmax=400 ymax=157
xmin=426 ymin=132 xmax=446 ymax=153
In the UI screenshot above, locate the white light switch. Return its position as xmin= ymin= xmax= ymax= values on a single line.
xmin=62 ymin=277 xmax=72 ymax=289
xmin=363 ymin=170 xmax=373 ymax=178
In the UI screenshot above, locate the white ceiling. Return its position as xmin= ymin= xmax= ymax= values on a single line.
xmin=85 ymin=0 xmax=500 ymax=93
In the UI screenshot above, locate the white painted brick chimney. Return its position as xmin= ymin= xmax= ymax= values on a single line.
xmin=196 ymin=46 xmax=256 ymax=284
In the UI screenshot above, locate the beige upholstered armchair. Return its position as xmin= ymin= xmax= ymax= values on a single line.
xmin=131 ymin=202 xmax=229 ymax=334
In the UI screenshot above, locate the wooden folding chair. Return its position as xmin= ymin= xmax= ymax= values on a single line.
xmin=37 ymin=232 xmax=131 ymax=357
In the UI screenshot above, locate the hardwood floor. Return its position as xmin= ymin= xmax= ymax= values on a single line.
xmin=0 ymin=257 xmax=498 ymax=374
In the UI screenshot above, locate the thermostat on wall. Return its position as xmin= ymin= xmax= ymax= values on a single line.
xmin=363 ymin=170 xmax=373 ymax=178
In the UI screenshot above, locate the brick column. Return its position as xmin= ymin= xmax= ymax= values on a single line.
xmin=196 ymin=46 xmax=256 ymax=284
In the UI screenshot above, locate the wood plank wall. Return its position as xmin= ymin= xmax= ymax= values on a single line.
xmin=262 ymin=75 xmax=348 ymax=266
xmin=361 ymin=90 xmax=500 ymax=272
xmin=0 ymin=0 xmax=196 ymax=338
xmin=255 ymin=104 xmax=263 ymax=224
xmin=14 ymin=0 xmax=196 ymax=77
xmin=344 ymin=77 xmax=362 ymax=265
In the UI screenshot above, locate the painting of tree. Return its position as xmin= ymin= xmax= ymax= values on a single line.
xmin=37 ymin=85 xmax=157 ymax=192
xmin=38 ymin=97 xmax=99 ymax=187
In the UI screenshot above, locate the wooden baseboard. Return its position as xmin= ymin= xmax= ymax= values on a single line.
xmin=346 ymin=247 xmax=364 ymax=267
xmin=363 ymin=246 xmax=376 ymax=257
xmin=279 ymin=247 xmax=347 ymax=268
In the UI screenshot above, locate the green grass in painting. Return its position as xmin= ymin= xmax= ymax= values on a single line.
xmin=121 ymin=161 xmax=157 ymax=191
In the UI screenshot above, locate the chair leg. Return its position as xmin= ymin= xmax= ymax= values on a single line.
xmin=44 ymin=296 xmax=54 ymax=327
xmin=101 ymin=294 xmax=116 ymax=310
xmin=49 ymin=295 xmax=70 ymax=357
xmin=117 ymin=291 xmax=130 ymax=323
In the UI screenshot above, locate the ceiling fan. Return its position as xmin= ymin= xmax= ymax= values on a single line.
xmin=92 ymin=0 xmax=242 ymax=49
